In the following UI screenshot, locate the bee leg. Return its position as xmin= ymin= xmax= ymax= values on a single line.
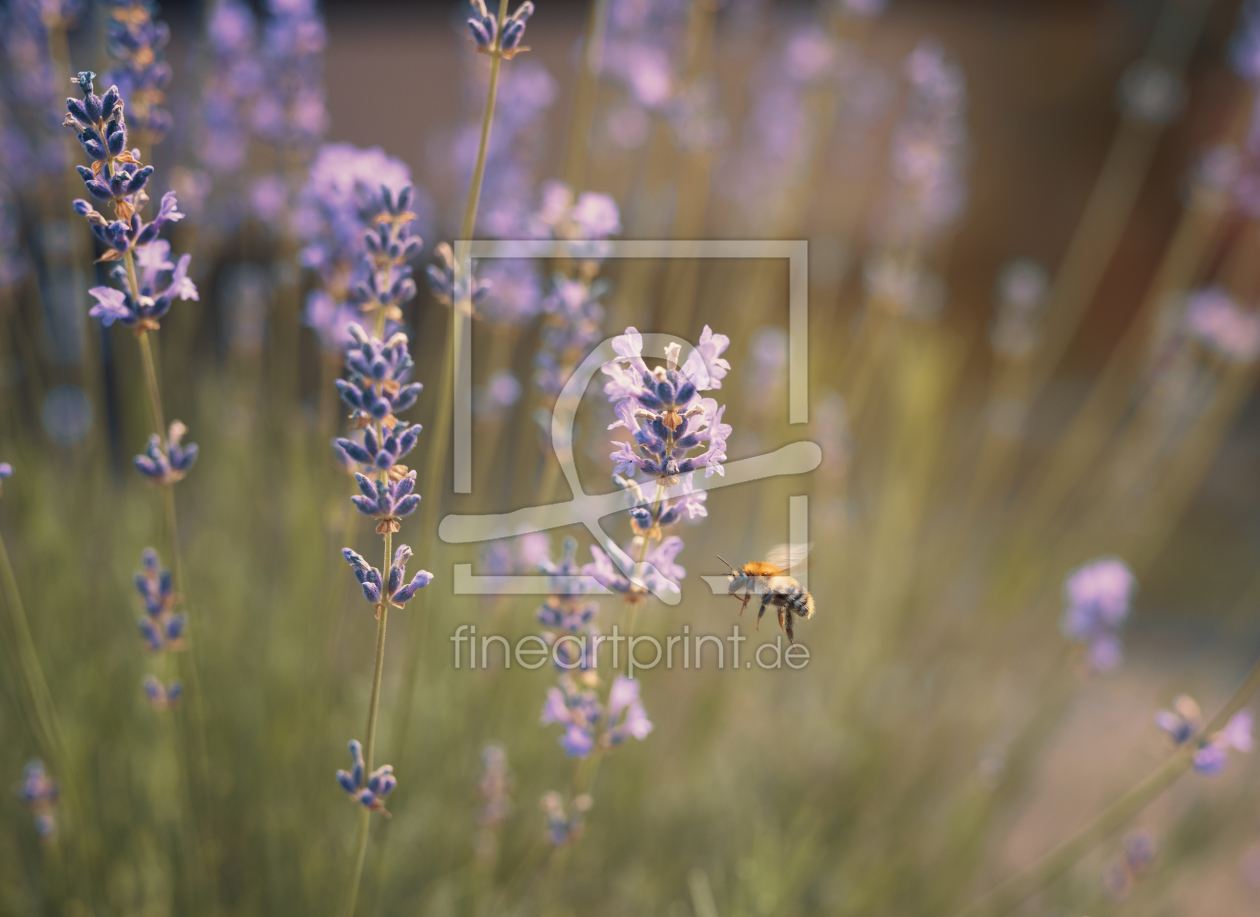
xmin=739 ymin=591 xmax=752 ymax=616
xmin=756 ymin=593 xmax=771 ymax=631
xmin=783 ymin=609 xmax=795 ymax=645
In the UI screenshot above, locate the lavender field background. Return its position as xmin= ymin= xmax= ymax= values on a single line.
xmin=3 ymin=0 xmax=1260 ymax=915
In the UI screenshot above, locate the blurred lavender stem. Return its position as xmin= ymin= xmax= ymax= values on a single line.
xmin=0 ymin=523 xmax=66 ymax=789
xmin=560 ymin=0 xmax=611 ymax=190
xmin=1012 ymin=174 xmax=1227 ymax=537
xmin=1000 ymin=0 xmax=1209 ymax=488
xmin=954 ymin=651 xmax=1260 ymax=917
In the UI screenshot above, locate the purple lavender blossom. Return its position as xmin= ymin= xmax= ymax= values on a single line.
xmin=336 ymin=739 xmax=397 ymax=816
xmin=541 ymin=791 xmax=591 ymax=845
xmin=468 ymin=0 xmax=535 ymax=58
xmin=582 ymin=538 xmax=686 ymax=598
xmin=188 ymin=0 xmax=263 ymax=234
xmin=478 ymin=259 xmax=544 ymax=326
xmin=297 ymin=146 xmax=430 ymax=351
xmin=533 ymin=276 xmax=608 ymax=396
xmin=872 ymin=39 xmax=970 ymax=249
xmin=537 ymin=596 xmax=597 ymax=633
xmin=65 ymin=74 xmax=197 ymax=333
xmin=1103 ymin=830 xmax=1157 ymax=901
xmin=1182 ymin=286 xmax=1260 ymax=362
xmin=540 ymin=672 xmax=653 ymax=757
xmin=134 ymin=420 xmax=199 ymax=485
xmin=1060 ymin=557 xmax=1136 ymax=672
xmin=17 ymin=759 xmax=58 ymax=837
xmin=425 ymin=242 xmax=492 ymax=311
xmin=342 ymin=545 xmax=433 ymax=608
xmin=0 ymin=462 xmax=11 ymax=495
xmin=538 ymin=536 xmax=603 ymax=595
xmin=134 ymin=547 xmax=185 ymax=652
xmin=533 ymin=181 xmax=622 ymax=240
xmin=1 ymin=0 xmax=80 ymax=178
xmin=253 ymin=0 xmax=328 ymax=152
xmin=101 ymin=0 xmax=173 ymax=143
xmin=351 ymin=471 xmax=421 ymax=534
xmin=86 ymin=236 xmax=198 ymax=330
xmin=602 ymin=325 xmax=733 ymax=481
xmin=1155 ymin=695 xmax=1254 ymax=775
xmin=142 ymin=674 xmax=182 ymax=710
xmin=1232 ymin=0 xmax=1260 ymax=86
xmin=540 ymin=676 xmax=603 ymax=758
xmin=606 ymin=676 xmax=653 ymax=744
xmin=333 ymin=324 xmax=424 ymax=472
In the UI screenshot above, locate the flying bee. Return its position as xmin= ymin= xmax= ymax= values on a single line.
xmin=716 ymin=544 xmax=814 ymax=644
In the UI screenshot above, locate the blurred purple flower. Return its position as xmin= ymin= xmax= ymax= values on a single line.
xmin=1155 ymin=695 xmax=1253 ymax=776
xmin=1060 ymin=557 xmax=1136 ymax=672
xmin=336 ymin=739 xmax=396 ymax=815
xmin=1182 ymin=286 xmax=1260 ymax=362
xmin=541 ymin=790 xmax=591 ymax=845
xmin=16 ymin=759 xmax=58 ymax=837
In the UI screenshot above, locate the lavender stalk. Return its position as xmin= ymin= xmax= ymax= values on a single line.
xmin=331 ymin=184 xmax=432 ymax=917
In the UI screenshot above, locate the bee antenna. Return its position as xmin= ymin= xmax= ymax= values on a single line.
xmin=716 ymin=554 xmax=735 ymax=572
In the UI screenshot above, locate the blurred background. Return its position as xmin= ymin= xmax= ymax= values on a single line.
xmin=3 ymin=0 xmax=1260 ymax=914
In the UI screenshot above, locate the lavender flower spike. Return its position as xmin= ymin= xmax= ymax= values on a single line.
xmin=1060 ymin=556 xmax=1136 ymax=672
xmin=134 ymin=547 xmax=186 ymax=653
xmin=468 ymin=0 xmax=534 ymax=59
xmin=602 ymin=325 xmax=734 ymax=482
xmin=1155 ymin=695 xmax=1254 ymax=776
xmin=0 ymin=462 xmax=11 ymax=496
xmin=541 ymin=791 xmax=591 ymax=845
xmin=341 ymin=546 xmax=432 ymax=610
xmin=336 ymin=740 xmax=397 ymax=816
xmin=17 ymin=759 xmax=58 ymax=837
xmin=134 ymin=420 xmax=199 ymax=485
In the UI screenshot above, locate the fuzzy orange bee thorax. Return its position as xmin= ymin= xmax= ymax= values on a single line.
xmin=741 ymin=561 xmax=783 ymax=577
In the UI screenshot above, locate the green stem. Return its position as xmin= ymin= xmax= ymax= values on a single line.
xmin=561 ymin=0 xmax=612 ymax=190
xmin=124 ymin=253 xmax=217 ymax=914
xmin=458 ymin=0 xmax=510 ymax=252
xmin=952 ymin=652 xmax=1260 ymax=917
xmin=0 ymin=527 xmax=66 ymax=775
xmin=342 ymin=529 xmax=392 ymax=917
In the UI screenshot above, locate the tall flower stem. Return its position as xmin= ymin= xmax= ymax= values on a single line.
xmin=123 ymin=253 xmax=215 ymax=913
xmin=343 ymin=529 xmax=392 ymax=917
xmin=953 ymin=653 xmax=1260 ymax=917
xmin=0 ymin=528 xmax=66 ymax=781
xmin=460 ymin=0 xmax=510 ymax=253
xmin=561 ymin=0 xmax=611 ymax=191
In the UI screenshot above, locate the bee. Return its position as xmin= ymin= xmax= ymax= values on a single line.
xmin=717 ymin=544 xmax=814 ymax=644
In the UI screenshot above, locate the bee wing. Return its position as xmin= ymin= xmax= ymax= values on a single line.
xmin=764 ymin=542 xmax=812 ymax=574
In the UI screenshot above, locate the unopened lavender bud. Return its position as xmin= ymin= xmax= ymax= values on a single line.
xmin=337 ymin=770 xmax=357 ymax=794
xmin=138 ymin=619 xmax=162 ymax=651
